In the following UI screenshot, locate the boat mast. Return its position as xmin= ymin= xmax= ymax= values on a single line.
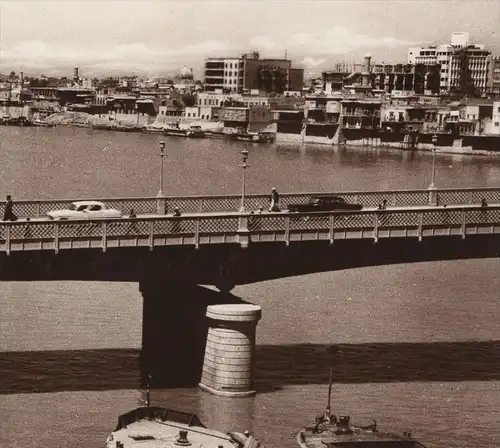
xmin=326 ymin=345 xmax=339 ymax=419
xmin=326 ymin=366 xmax=333 ymax=418
xmin=146 ymin=374 xmax=152 ymax=408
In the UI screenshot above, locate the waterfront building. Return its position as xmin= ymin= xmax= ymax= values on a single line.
xmin=341 ymin=98 xmax=381 ymax=130
xmin=492 ymin=101 xmax=500 ymax=134
xmin=184 ymin=106 xmax=217 ymax=120
xmin=489 ymin=57 xmax=500 ymax=95
xmin=218 ymin=105 xmax=273 ymax=132
xmin=203 ymin=51 xmax=304 ymax=94
xmin=408 ymin=33 xmax=491 ymax=94
xmin=323 ymin=55 xmax=440 ymax=95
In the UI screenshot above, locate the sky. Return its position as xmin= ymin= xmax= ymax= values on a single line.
xmin=0 ymin=0 xmax=499 ymax=78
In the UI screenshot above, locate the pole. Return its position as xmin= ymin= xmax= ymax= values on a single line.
xmin=239 ymin=149 xmax=249 ymax=212
xmin=326 ymin=366 xmax=333 ymax=418
xmin=431 ymin=145 xmax=436 ymax=188
xmin=428 ymin=134 xmax=438 ymax=205
xmin=157 ymin=141 xmax=165 ymax=198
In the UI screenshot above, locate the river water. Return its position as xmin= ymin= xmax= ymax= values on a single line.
xmin=0 ymin=126 xmax=499 ymax=448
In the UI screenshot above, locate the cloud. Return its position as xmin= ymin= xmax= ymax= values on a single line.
xmin=289 ymin=26 xmax=416 ymax=55
xmin=248 ymin=36 xmax=278 ymax=51
xmin=301 ymin=57 xmax=326 ymax=68
xmin=0 ymin=26 xmax=416 ymax=75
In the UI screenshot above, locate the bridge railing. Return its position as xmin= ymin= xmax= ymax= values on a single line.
xmin=1 ymin=205 xmax=499 ymax=253
xmin=1 ymin=187 xmax=499 ymax=217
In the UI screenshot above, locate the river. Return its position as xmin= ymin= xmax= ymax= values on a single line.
xmin=0 ymin=126 xmax=499 ymax=448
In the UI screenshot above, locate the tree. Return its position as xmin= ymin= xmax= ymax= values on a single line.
xmin=182 ymin=93 xmax=196 ymax=107
xmin=9 ymin=71 xmax=16 ymax=79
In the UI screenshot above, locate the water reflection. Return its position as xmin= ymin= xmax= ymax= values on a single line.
xmin=2 ymin=340 xmax=499 ymax=395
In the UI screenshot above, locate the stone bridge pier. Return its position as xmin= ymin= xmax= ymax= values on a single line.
xmin=139 ymin=278 xmax=261 ymax=396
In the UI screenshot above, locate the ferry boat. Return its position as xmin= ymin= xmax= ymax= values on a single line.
xmin=143 ymin=124 xmax=165 ymax=134
xmin=106 ymin=380 xmax=264 ymax=448
xmin=297 ymin=361 xmax=429 ymax=448
xmin=163 ymin=125 xmax=206 ymax=138
xmin=106 ymin=406 xmax=263 ymax=448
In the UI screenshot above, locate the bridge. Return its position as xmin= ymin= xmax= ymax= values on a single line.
xmin=1 ymin=186 xmax=499 ymax=393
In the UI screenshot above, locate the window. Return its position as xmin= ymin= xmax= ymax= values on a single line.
xmin=495 ymin=122 xmax=499 ymax=126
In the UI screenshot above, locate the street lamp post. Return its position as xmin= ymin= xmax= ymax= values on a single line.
xmin=239 ymin=148 xmax=249 ymax=212
xmin=428 ymin=134 xmax=438 ymax=205
xmin=156 ymin=141 xmax=166 ymax=214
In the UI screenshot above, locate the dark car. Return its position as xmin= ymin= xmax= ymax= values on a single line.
xmin=287 ymin=195 xmax=363 ymax=213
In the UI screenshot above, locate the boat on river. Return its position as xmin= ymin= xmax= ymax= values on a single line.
xmin=297 ymin=354 xmax=429 ymax=448
xmin=106 ymin=379 xmax=264 ymax=448
xmin=106 ymin=406 xmax=263 ymax=448
xmin=163 ymin=124 xmax=206 ymax=138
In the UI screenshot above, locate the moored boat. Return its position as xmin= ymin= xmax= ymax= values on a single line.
xmin=106 ymin=406 xmax=264 ymax=448
xmin=297 ymin=352 xmax=429 ymax=448
xmin=106 ymin=379 xmax=264 ymax=448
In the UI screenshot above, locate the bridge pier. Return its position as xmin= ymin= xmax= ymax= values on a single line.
xmin=199 ymin=303 xmax=261 ymax=397
xmin=139 ymin=279 xmax=254 ymax=390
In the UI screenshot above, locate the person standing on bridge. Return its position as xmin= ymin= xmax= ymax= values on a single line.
xmin=172 ymin=207 xmax=182 ymax=233
xmin=269 ymin=187 xmax=280 ymax=212
xmin=3 ymin=195 xmax=17 ymax=221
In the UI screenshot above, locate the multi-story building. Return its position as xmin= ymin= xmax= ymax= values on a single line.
xmin=489 ymin=57 xmax=500 ymax=95
xmin=323 ymin=55 xmax=440 ymax=95
xmin=408 ymin=32 xmax=491 ymax=94
xmin=203 ymin=52 xmax=304 ymax=94
xmin=492 ymin=100 xmax=500 ymax=133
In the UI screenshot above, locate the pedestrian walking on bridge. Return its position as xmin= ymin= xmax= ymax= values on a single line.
xmin=3 ymin=195 xmax=17 ymax=221
xmin=269 ymin=187 xmax=280 ymax=212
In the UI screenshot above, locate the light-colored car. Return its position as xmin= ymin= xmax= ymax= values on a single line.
xmin=47 ymin=201 xmax=122 ymax=220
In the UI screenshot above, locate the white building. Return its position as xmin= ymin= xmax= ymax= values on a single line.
xmin=408 ymin=33 xmax=491 ymax=93
xmin=203 ymin=57 xmax=243 ymax=93
xmin=491 ymin=101 xmax=500 ymax=135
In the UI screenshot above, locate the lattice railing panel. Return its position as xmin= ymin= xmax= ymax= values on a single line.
xmin=347 ymin=193 xmax=386 ymax=208
xmin=37 ymin=201 xmax=76 ymax=215
xmin=289 ymin=214 xmax=330 ymax=231
xmin=167 ymin=198 xmax=204 ymax=214
xmin=332 ymin=213 xmax=374 ymax=229
xmin=105 ymin=199 xmax=156 ymax=214
xmin=199 ymin=217 xmax=239 ymax=233
xmin=195 ymin=197 xmax=240 ymax=213
xmin=470 ymin=190 xmax=500 ymax=205
xmin=7 ymin=222 xmax=56 ymax=239
xmin=105 ymin=220 xmax=150 ymax=236
xmin=56 ymin=222 xmax=100 ymax=238
xmin=245 ymin=195 xmax=270 ymax=212
xmin=422 ymin=209 xmax=463 ymax=226
xmin=280 ymin=194 xmax=316 ymax=208
xmin=465 ymin=209 xmax=500 ymax=225
xmin=252 ymin=215 xmax=286 ymax=232
xmin=153 ymin=218 xmax=197 ymax=235
xmin=438 ymin=190 xmax=473 ymax=205
xmin=377 ymin=211 xmax=420 ymax=228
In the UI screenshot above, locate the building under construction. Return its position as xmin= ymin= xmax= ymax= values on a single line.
xmin=322 ymin=55 xmax=441 ymax=95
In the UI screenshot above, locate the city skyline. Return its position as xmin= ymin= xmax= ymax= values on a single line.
xmin=1 ymin=0 xmax=499 ymax=77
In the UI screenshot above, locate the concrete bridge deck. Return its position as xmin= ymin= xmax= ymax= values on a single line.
xmin=1 ymin=203 xmax=499 ymax=254
xmin=1 ymin=186 xmax=499 ymax=217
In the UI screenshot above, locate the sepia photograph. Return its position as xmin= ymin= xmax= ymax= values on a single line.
xmin=0 ymin=0 xmax=499 ymax=447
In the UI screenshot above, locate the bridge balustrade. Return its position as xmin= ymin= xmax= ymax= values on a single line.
xmin=1 ymin=206 xmax=499 ymax=254
xmin=1 ymin=187 xmax=499 ymax=217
